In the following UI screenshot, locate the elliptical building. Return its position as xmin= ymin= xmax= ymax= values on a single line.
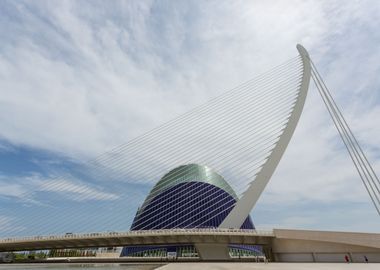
xmin=121 ymin=164 xmax=261 ymax=258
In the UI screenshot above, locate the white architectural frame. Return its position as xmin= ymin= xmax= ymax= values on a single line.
xmin=219 ymin=44 xmax=311 ymax=228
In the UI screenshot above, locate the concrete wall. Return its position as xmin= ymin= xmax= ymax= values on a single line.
xmin=351 ymin=253 xmax=380 ymax=263
xmin=275 ymin=253 xmax=314 ymax=262
xmin=274 ymin=252 xmax=380 ymax=263
xmin=272 ymin=229 xmax=380 ymax=262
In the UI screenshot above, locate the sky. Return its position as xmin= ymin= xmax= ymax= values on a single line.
xmin=0 ymin=0 xmax=380 ymax=237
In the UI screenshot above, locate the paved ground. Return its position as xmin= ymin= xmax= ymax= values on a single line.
xmin=157 ymin=262 xmax=379 ymax=270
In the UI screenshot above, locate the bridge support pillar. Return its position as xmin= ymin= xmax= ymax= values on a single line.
xmin=194 ymin=243 xmax=230 ymax=261
xmin=263 ymin=245 xmax=275 ymax=262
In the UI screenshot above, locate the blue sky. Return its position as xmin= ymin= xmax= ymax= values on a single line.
xmin=0 ymin=0 xmax=380 ymax=237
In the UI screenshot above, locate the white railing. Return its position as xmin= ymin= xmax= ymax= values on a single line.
xmin=0 ymin=228 xmax=274 ymax=243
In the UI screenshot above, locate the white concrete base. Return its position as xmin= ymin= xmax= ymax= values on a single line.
xmin=272 ymin=229 xmax=380 ymax=262
xmin=157 ymin=263 xmax=380 ymax=270
xmin=275 ymin=252 xmax=380 ymax=263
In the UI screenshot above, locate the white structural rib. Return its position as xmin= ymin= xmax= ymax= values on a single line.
xmin=219 ymin=44 xmax=311 ymax=228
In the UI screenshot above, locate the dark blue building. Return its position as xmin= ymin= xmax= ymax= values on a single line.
xmin=121 ymin=164 xmax=261 ymax=258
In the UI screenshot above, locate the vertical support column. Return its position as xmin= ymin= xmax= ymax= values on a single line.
xmin=263 ymin=245 xmax=275 ymax=262
xmin=349 ymin=252 xmax=354 ymax=262
xmin=194 ymin=243 xmax=230 ymax=261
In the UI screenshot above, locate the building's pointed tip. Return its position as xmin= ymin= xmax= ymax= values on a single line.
xmin=296 ymin=44 xmax=309 ymax=57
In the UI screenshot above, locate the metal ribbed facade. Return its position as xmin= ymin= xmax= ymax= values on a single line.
xmin=121 ymin=164 xmax=256 ymax=257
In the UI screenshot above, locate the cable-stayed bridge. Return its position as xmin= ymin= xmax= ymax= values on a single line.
xmin=1 ymin=44 xmax=379 ymax=262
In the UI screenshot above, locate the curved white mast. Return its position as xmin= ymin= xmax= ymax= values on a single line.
xmin=219 ymin=44 xmax=311 ymax=228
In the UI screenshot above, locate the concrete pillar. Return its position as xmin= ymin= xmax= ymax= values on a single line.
xmin=312 ymin=252 xmax=316 ymax=262
xmin=194 ymin=243 xmax=230 ymax=261
xmin=349 ymin=252 xmax=354 ymax=263
xmin=263 ymin=246 xmax=274 ymax=262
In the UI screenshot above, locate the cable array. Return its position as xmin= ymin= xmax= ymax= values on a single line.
xmin=0 ymin=55 xmax=304 ymax=237
xmin=310 ymin=60 xmax=380 ymax=216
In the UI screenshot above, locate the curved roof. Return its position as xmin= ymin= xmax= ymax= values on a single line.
xmin=138 ymin=164 xmax=237 ymax=214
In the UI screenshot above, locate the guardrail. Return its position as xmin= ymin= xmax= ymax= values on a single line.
xmin=0 ymin=228 xmax=274 ymax=243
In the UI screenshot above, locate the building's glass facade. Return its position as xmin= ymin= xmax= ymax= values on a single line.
xmin=121 ymin=164 xmax=261 ymax=258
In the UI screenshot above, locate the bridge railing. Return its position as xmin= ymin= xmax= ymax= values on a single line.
xmin=0 ymin=228 xmax=274 ymax=243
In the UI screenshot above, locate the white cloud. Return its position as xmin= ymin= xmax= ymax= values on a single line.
xmin=0 ymin=0 xmax=330 ymax=159
xmin=0 ymin=182 xmax=27 ymax=199
xmin=0 ymin=174 xmax=119 ymax=202
xmin=34 ymin=178 xmax=120 ymax=201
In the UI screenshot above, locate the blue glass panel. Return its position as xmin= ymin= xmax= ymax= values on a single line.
xmin=131 ymin=182 xmax=254 ymax=230
xmin=121 ymin=181 xmax=255 ymax=257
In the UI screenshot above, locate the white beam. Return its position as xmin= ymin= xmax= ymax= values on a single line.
xmin=219 ymin=44 xmax=311 ymax=228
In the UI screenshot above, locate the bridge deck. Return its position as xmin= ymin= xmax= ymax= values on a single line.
xmin=0 ymin=229 xmax=274 ymax=252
